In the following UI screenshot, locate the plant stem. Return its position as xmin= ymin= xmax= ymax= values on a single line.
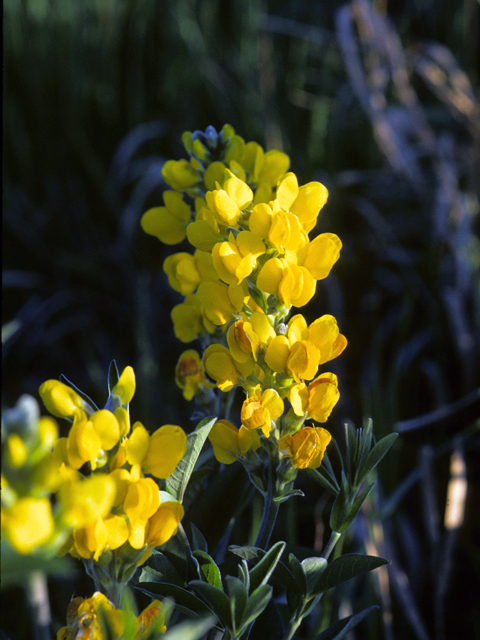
xmin=321 ymin=531 xmax=342 ymax=560
xmin=254 ymin=450 xmax=280 ymax=549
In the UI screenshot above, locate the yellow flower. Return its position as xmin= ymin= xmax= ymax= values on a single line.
xmin=141 ymin=190 xmax=191 ymax=245
xmin=264 ymin=335 xmax=291 ymax=373
xmin=124 ymin=477 xmax=161 ymax=548
xmin=186 ymin=207 xmax=223 ymax=251
xmin=109 ymin=365 xmax=136 ymax=405
xmin=203 ymin=344 xmax=254 ymax=392
xmin=145 ymin=499 xmax=184 ymax=548
xmin=163 ymin=250 xmax=217 ymax=296
xmin=73 ymin=515 xmax=129 ymax=561
xmin=212 ymin=230 xmax=265 ymax=286
xmin=286 ymin=340 xmax=321 ymax=382
xmin=205 ymin=170 xmax=253 ymax=226
xmin=273 ymin=172 xmax=328 ymax=233
xmin=289 ymin=373 xmax=340 ymax=423
xmin=175 ymin=350 xmax=214 ymax=400
xmin=3 ymin=497 xmax=54 ymax=554
xmin=196 ymin=281 xmax=237 ymax=326
xmin=59 ymin=474 xmax=116 ymax=528
xmin=241 ymin=386 xmax=284 ymax=436
xmin=39 ymin=380 xmax=90 ymax=419
xmin=162 ymin=158 xmax=199 ymax=191
xmin=256 ymin=257 xmax=316 ymax=308
xmin=138 ymin=600 xmax=167 ymax=637
xmin=280 ymin=426 xmax=331 ymax=469
xmin=144 ymin=425 xmax=187 ymax=479
xmin=171 ymin=293 xmax=209 ymax=343
xmin=57 ymin=592 xmax=139 ymax=640
xmin=66 ymin=410 xmax=102 ymax=470
xmin=208 ymin=419 xmax=260 ymax=464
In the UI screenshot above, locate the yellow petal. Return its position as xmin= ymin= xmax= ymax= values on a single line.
xmin=144 ymin=425 xmax=187 ymax=479
xmin=208 ymin=419 xmax=240 ymax=464
xmin=90 ymin=410 xmax=120 ymax=451
xmin=303 ymin=233 xmax=342 ymax=280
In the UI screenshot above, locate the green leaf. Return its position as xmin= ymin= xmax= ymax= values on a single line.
xmin=273 ymin=489 xmax=304 ymax=503
xmin=300 ymin=556 xmax=328 ymax=597
xmin=107 ymin=359 xmax=120 ymax=394
xmin=190 ymin=523 xmax=208 ymax=553
xmin=225 ymin=575 xmax=248 ymax=634
xmin=329 ymin=472 xmax=350 ymax=532
xmin=336 ymin=483 xmax=375 ymax=533
xmin=229 ymin=546 xmax=300 ymax=594
xmin=309 ymin=554 xmax=389 ymax=597
xmin=138 ymin=551 xmax=184 ymax=587
xmin=241 ymin=584 xmax=273 ymax=628
xmin=356 ymin=433 xmax=398 ymax=488
xmin=249 ymin=540 xmax=285 ymax=593
xmin=288 ymin=553 xmax=307 ymax=596
xmin=305 ymin=467 xmax=339 ymax=496
xmin=238 ymin=559 xmax=250 ymax=591
xmin=135 ymin=582 xmax=213 ymax=618
xmin=189 ymin=580 xmax=232 ymax=627
xmin=166 ymin=417 xmax=217 ymax=502
xmin=162 ymin=617 xmax=216 ymax=640
xmin=193 ymin=550 xmax=223 ymax=590
xmin=313 ymin=605 xmax=379 ymax=640
xmin=344 ymin=423 xmax=357 ymax=477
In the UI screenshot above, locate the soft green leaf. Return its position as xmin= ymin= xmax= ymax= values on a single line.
xmin=193 ymin=550 xmax=223 ymax=590
xmin=313 ymin=605 xmax=379 ymax=639
xmin=241 ymin=584 xmax=273 ymax=628
xmin=162 ymin=617 xmax=216 ymax=640
xmin=344 ymin=423 xmax=357 ymax=477
xmin=229 ymin=545 xmax=300 ymax=594
xmin=305 ymin=467 xmax=339 ymax=496
xmin=356 ymin=433 xmax=398 ymax=488
xmin=309 ymin=554 xmax=389 ymax=597
xmin=138 ymin=551 xmax=184 ymax=587
xmin=288 ymin=553 xmax=307 ymax=596
xmin=135 ymin=582 xmax=212 ymax=618
xmin=336 ymin=483 xmax=375 ymax=533
xmin=357 ymin=420 xmax=374 ymax=471
xmin=190 ymin=523 xmax=208 ymax=553
xmin=189 ymin=580 xmax=231 ymax=627
xmin=273 ymin=489 xmax=304 ymax=503
xmin=238 ymin=559 xmax=250 ymax=591
xmin=166 ymin=417 xmax=216 ymax=503
xmin=329 ymin=473 xmax=350 ymax=532
xmin=300 ymin=556 xmax=328 ymax=597
xmin=225 ymin=575 xmax=248 ymax=633
xmin=249 ymin=540 xmax=285 ymax=593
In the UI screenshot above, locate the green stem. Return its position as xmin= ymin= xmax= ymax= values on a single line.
xmin=321 ymin=531 xmax=342 ymax=560
xmin=254 ymin=451 xmax=280 ymax=549
xmin=282 ymin=599 xmax=308 ymax=640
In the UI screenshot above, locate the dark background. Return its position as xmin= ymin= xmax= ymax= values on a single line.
xmin=3 ymin=0 xmax=480 ymax=638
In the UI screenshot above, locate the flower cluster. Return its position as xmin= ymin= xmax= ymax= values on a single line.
xmin=57 ymin=592 xmax=166 ymax=640
xmin=142 ymin=125 xmax=347 ymax=473
xmin=37 ymin=367 xmax=186 ymax=566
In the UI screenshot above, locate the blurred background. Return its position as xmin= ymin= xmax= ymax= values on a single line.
xmin=3 ymin=0 xmax=480 ymax=638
